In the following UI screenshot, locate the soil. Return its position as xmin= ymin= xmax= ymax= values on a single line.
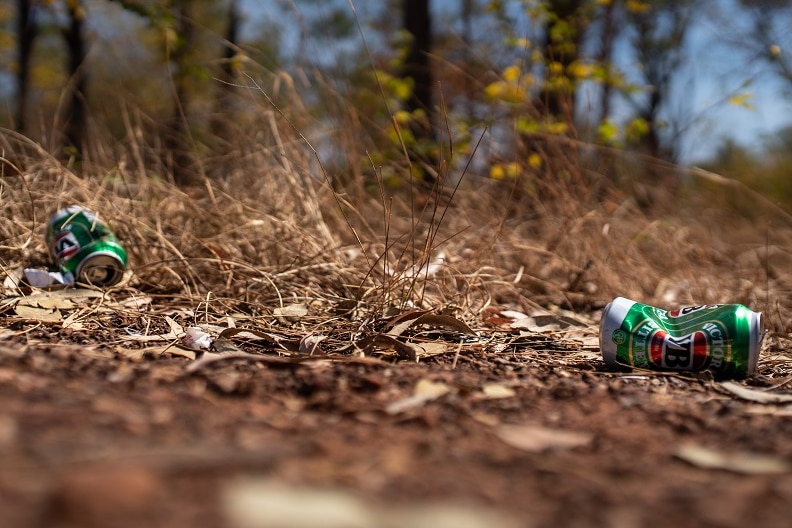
xmin=1 ymin=301 xmax=792 ymax=528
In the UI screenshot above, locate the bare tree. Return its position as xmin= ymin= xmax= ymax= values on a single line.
xmin=61 ymin=0 xmax=88 ymax=155
xmin=401 ymin=0 xmax=438 ymax=183
xmin=15 ymin=0 xmax=38 ymax=135
xmin=164 ymin=0 xmax=199 ymax=185
xmin=210 ymin=0 xmax=240 ymax=145
xmin=626 ymin=0 xmax=696 ymax=161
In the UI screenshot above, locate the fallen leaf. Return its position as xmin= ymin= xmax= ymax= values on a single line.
xmin=222 ymin=478 xmax=522 ymax=528
xmin=510 ymin=316 xmax=560 ymax=332
xmin=382 ymin=309 xmax=433 ymax=334
xmin=13 ymin=305 xmax=62 ymax=323
xmin=36 ymin=297 xmax=76 ymax=310
xmin=121 ymin=317 xmax=183 ymax=343
xmin=386 ymin=379 xmax=451 ymax=415
xmin=387 ymin=313 xmax=476 ymax=337
xmin=494 ymin=424 xmax=592 ymax=452
xmin=299 ymin=334 xmax=327 ymax=355
xmin=720 ymin=382 xmax=792 ymax=404
xmin=354 ymin=334 xmax=418 ymax=361
xmin=219 ymin=327 xmax=290 ymax=349
xmin=480 ymin=383 xmax=516 ymax=399
xmin=61 ymin=310 xmax=84 ymax=330
xmin=676 ymin=444 xmax=791 ymax=474
xmin=165 ymin=316 xmax=184 ymax=336
xmin=410 ymin=342 xmax=448 ymax=360
xmin=274 ymin=303 xmax=308 ymax=324
xmin=3 ymin=268 xmax=24 ymax=294
xmin=18 ymin=289 xmax=104 ymax=305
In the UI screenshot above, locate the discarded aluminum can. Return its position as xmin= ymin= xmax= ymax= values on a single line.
xmin=600 ymin=297 xmax=763 ymax=379
xmin=45 ymin=206 xmax=128 ymax=287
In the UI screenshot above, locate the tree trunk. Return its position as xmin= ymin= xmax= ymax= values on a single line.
xmin=401 ymin=0 xmax=437 ymax=182
xmin=165 ymin=0 xmax=199 ymax=186
xmin=15 ymin=0 xmax=37 ymax=135
xmin=62 ymin=0 xmax=88 ymax=156
xmin=403 ymin=0 xmax=433 ymax=118
xmin=210 ymin=0 xmax=240 ymax=145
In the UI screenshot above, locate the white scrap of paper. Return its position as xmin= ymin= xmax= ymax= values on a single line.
xmin=23 ymin=268 xmax=75 ymax=287
xmin=182 ymin=327 xmax=213 ymax=350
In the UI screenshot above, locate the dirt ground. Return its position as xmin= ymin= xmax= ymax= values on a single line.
xmin=2 ymin=296 xmax=792 ymax=528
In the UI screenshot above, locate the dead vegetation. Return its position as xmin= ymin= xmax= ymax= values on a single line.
xmin=3 ymin=101 xmax=792 ymax=527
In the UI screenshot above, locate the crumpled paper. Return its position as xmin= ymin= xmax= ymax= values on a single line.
xmin=23 ymin=268 xmax=75 ymax=288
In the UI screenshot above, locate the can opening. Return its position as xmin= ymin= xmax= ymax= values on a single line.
xmin=76 ymin=253 xmax=125 ymax=287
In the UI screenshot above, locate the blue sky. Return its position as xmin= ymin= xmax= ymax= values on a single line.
xmin=3 ymin=0 xmax=789 ymax=165
xmin=236 ymin=0 xmax=792 ymax=165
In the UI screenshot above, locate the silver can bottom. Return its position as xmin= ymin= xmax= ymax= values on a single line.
xmin=76 ymin=253 xmax=125 ymax=287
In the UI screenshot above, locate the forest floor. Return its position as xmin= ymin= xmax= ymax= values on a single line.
xmin=2 ymin=294 xmax=792 ymax=528
xmin=3 ymin=150 xmax=792 ymax=528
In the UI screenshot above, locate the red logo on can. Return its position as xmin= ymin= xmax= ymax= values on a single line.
xmin=53 ymin=231 xmax=80 ymax=260
xmin=649 ymin=330 xmax=709 ymax=370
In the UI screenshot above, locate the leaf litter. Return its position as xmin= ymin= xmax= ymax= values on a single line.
xmin=2 ymin=145 xmax=792 ymax=527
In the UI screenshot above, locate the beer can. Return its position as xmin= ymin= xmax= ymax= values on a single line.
xmin=600 ymin=297 xmax=763 ymax=379
xmin=45 ymin=206 xmax=128 ymax=287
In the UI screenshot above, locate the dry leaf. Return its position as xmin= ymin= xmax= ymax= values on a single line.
xmin=386 ymin=379 xmax=451 ymax=415
xmin=413 ymin=342 xmax=449 ymax=359
xmin=387 ymin=313 xmax=475 ymax=337
xmin=13 ymin=305 xmax=62 ymax=323
xmin=676 ymin=445 xmax=791 ymax=474
xmin=299 ymin=334 xmax=327 ymax=355
xmin=720 ymin=382 xmax=792 ymax=404
xmin=480 ymin=383 xmax=516 ymax=399
xmin=219 ymin=327 xmax=289 ymax=349
xmin=274 ymin=303 xmax=308 ymax=324
xmin=114 ymin=345 xmax=191 ymax=361
xmin=222 ymin=478 xmax=521 ymax=528
xmin=18 ymin=289 xmax=104 ymax=306
xmin=510 ymin=316 xmax=560 ymax=332
xmin=494 ymin=424 xmax=592 ymax=452
xmin=354 ymin=334 xmax=418 ymax=361
xmin=165 ymin=316 xmax=184 ymax=336
xmin=61 ymin=310 xmax=84 ymax=330
xmin=3 ymin=268 xmax=24 ymax=294
xmin=122 ymin=316 xmax=183 ymax=343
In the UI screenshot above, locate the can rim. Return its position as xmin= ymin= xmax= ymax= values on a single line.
xmin=747 ymin=310 xmax=763 ymax=375
xmin=75 ymin=251 xmax=126 ymax=287
xmin=599 ymin=297 xmax=637 ymax=367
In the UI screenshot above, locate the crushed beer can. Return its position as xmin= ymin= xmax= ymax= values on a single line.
xmin=600 ymin=297 xmax=763 ymax=379
xmin=43 ymin=206 xmax=128 ymax=287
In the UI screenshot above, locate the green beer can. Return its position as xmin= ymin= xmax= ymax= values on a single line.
xmin=600 ymin=297 xmax=763 ymax=379
xmin=45 ymin=206 xmax=128 ymax=287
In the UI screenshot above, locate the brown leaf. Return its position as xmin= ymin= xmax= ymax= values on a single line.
xmin=676 ymin=445 xmax=791 ymax=474
xmin=480 ymin=383 xmax=516 ymax=399
xmin=219 ymin=328 xmax=290 ymax=349
xmin=386 ymin=379 xmax=451 ymax=414
xmin=299 ymin=334 xmax=327 ymax=355
xmin=13 ymin=305 xmax=62 ymax=323
xmin=413 ymin=342 xmax=450 ymax=359
xmin=355 ymin=334 xmax=417 ymax=361
xmin=383 ymin=309 xmax=433 ymax=335
xmin=494 ymin=424 xmax=592 ymax=452
xmin=273 ymin=303 xmax=308 ymax=324
xmin=387 ymin=313 xmax=475 ymax=337
xmin=720 ymin=382 xmax=792 ymax=404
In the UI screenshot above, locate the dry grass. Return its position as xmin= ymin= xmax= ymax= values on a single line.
xmin=1 ymin=82 xmax=791 ymax=375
